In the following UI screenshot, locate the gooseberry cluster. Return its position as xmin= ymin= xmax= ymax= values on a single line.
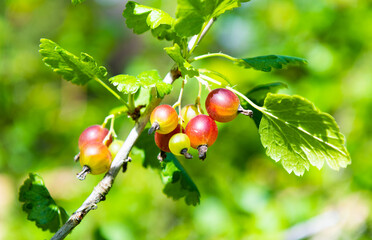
xmin=75 ymin=124 xmax=125 ymax=180
xmin=149 ymin=88 xmax=253 ymax=160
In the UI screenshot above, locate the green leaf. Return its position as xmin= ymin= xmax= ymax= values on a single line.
xmin=164 ymin=44 xmax=198 ymax=78
xmin=135 ymin=130 xmax=161 ymax=169
xmin=259 ymin=93 xmax=351 ymax=176
xmin=174 ymin=0 xmax=249 ymax=37
xmin=39 ymin=39 xmax=108 ymax=85
xmin=19 ymin=173 xmax=69 ymax=233
xmin=161 ymin=154 xmax=201 ymax=206
xmin=237 ymin=55 xmax=307 ymax=72
xmin=109 ymin=70 xmax=172 ymax=98
xmin=123 ymin=1 xmax=177 ymax=41
xmin=71 ymin=0 xmax=85 ymax=5
xmin=241 ymin=82 xmax=287 ymax=127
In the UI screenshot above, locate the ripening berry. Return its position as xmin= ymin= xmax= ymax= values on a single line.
xmin=79 ymin=142 xmax=112 ymax=176
xmin=78 ymin=125 xmax=113 ymax=150
xmin=205 ymin=88 xmax=240 ymax=122
xmin=185 ymin=115 xmax=218 ymax=148
xmin=155 ymin=124 xmax=184 ymax=153
xmin=169 ymin=133 xmax=192 ymax=159
xmin=149 ymin=105 xmax=178 ymax=134
xmin=108 ymin=139 xmax=124 ymax=159
xmin=185 ymin=115 xmax=218 ymax=160
xmin=181 ymin=104 xmax=200 ymax=128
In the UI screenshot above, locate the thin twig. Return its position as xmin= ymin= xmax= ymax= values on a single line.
xmin=50 ymin=72 xmax=176 ymax=240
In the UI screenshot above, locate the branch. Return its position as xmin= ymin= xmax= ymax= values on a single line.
xmin=51 ymin=71 xmax=177 ymax=240
xmin=51 ymin=19 xmax=215 ymax=240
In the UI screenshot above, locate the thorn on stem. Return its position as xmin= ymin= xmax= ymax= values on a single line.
xmin=238 ymin=105 xmax=253 ymax=118
xmin=197 ymin=145 xmax=208 ymax=160
xmin=148 ymin=122 xmax=160 ymax=135
xmin=122 ymin=157 xmax=132 ymax=173
xmin=74 ymin=152 xmax=80 ymax=162
xmin=77 ymin=165 xmax=91 ymax=180
xmin=157 ymin=151 xmax=167 ymax=162
xmin=181 ymin=148 xmax=193 ymax=159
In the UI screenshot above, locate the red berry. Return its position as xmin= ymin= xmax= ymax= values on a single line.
xmin=79 ymin=142 xmax=112 ymax=175
xmin=205 ymin=88 xmax=240 ymax=122
xmin=78 ymin=125 xmax=113 ymax=150
xmin=155 ymin=124 xmax=184 ymax=152
xmin=185 ymin=115 xmax=218 ymax=149
xmin=150 ymin=105 xmax=179 ymax=134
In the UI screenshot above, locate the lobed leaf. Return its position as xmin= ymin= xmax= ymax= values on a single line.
xmin=164 ymin=44 xmax=198 ymax=78
xmin=242 ymin=82 xmax=287 ymax=127
xmin=161 ymin=154 xmax=201 ymax=206
xmin=39 ymin=39 xmax=108 ymax=85
xmin=19 ymin=173 xmax=69 ymax=233
xmin=259 ymin=93 xmax=351 ymax=176
xmin=237 ymin=55 xmax=307 ymax=72
xmin=175 ymin=0 xmax=250 ymax=37
xmin=109 ymin=70 xmax=172 ymax=98
xmin=123 ymin=1 xmax=177 ymax=41
xmin=134 ymin=134 xmax=200 ymax=205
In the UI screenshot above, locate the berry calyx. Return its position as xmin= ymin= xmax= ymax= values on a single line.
xmin=205 ymin=88 xmax=240 ymax=122
xmin=155 ymin=124 xmax=184 ymax=153
xmin=169 ymin=133 xmax=193 ymax=159
xmin=149 ymin=105 xmax=178 ymax=134
xmin=77 ymin=142 xmax=112 ymax=180
xmin=78 ymin=125 xmax=113 ymax=150
xmin=181 ymin=104 xmax=200 ymax=128
xmin=185 ymin=114 xmax=218 ymax=160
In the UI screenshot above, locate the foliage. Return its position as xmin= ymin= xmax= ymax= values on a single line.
xmin=259 ymin=93 xmax=351 ymax=176
xmin=39 ymin=39 xmax=108 ymax=85
xmin=2 ymin=0 xmax=371 ymax=239
xmin=19 ymin=173 xmax=69 ymax=233
xmin=161 ymin=154 xmax=201 ymax=206
xmin=123 ymin=1 xmax=176 ymax=41
xmin=109 ymin=70 xmax=172 ymax=98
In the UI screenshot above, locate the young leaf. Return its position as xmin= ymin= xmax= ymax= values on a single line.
xmin=109 ymin=70 xmax=172 ymax=98
xmin=161 ymin=154 xmax=201 ymax=206
xmin=241 ymin=82 xmax=287 ymax=127
xmin=174 ymin=0 xmax=249 ymax=37
xmin=39 ymin=39 xmax=108 ymax=85
xmin=71 ymin=0 xmax=85 ymax=5
xmin=123 ymin=1 xmax=177 ymax=41
xmin=19 ymin=173 xmax=69 ymax=233
xmin=259 ymin=93 xmax=351 ymax=176
xmin=236 ymin=55 xmax=307 ymax=72
xmin=164 ymin=44 xmax=198 ymax=78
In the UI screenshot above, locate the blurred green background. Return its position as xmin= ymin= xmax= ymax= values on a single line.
xmin=1 ymin=0 xmax=372 ymax=239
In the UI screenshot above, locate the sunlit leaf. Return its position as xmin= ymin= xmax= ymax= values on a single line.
xmin=123 ymin=1 xmax=177 ymax=41
xmin=259 ymin=93 xmax=351 ymax=176
xmin=39 ymin=39 xmax=108 ymax=85
xmin=164 ymin=44 xmax=198 ymax=78
xmin=174 ymin=0 xmax=249 ymax=37
xmin=109 ymin=70 xmax=172 ymax=98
